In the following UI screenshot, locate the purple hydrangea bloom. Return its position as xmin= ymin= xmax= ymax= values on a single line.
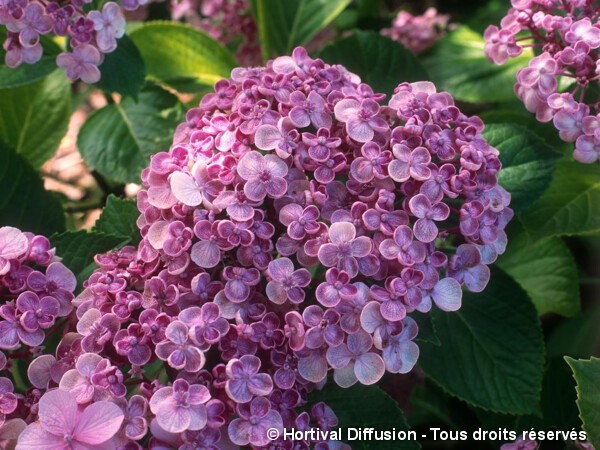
xmin=225 ymin=355 xmax=273 ymax=403
xmin=265 ymin=257 xmax=311 ymax=304
xmin=149 ymin=379 xmax=211 ymax=433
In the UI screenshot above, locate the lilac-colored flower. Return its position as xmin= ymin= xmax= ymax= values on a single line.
xmin=217 ymin=219 xmax=253 ymax=247
xmin=379 ymin=224 xmax=427 ymax=266
xmin=180 ymin=428 xmax=221 ymax=450
xmin=408 ymin=194 xmax=450 ymax=243
xmin=0 ymin=378 xmax=17 ymax=426
xmin=222 ymin=266 xmax=260 ymax=303
xmin=15 ymin=389 xmax=123 ymax=450
xmin=318 ymin=222 xmax=372 ymax=278
xmin=303 ymin=305 xmax=344 ymax=349
xmin=225 ymin=355 xmax=273 ymax=403
xmin=237 ymin=151 xmax=288 ymax=201
xmin=265 ymin=257 xmax=311 ymax=304
xmin=388 ymin=145 xmax=431 ymax=182
xmin=17 ymin=291 xmax=59 ymax=331
xmin=517 ymin=53 xmax=558 ymax=94
xmin=334 ymin=98 xmax=389 ymax=142
xmin=326 ymin=330 xmax=385 ymax=387
xmin=150 ymin=379 xmax=210 ymax=434
xmin=2 ymin=32 xmax=42 ymax=67
xmin=142 ymin=276 xmax=179 ymax=310
xmin=56 ymin=44 xmax=101 ymax=83
xmin=26 ymin=262 xmax=75 ymax=316
xmin=289 ymin=91 xmax=331 ymax=129
xmin=315 ymin=268 xmax=357 ymax=308
xmin=296 ymin=346 xmax=328 ymax=383
xmin=373 ymin=316 xmax=419 ymax=374
xmin=87 ymin=2 xmax=124 ymax=53
xmin=76 ymin=308 xmax=120 ymax=353
xmin=255 ymin=117 xmax=300 ymax=159
xmin=59 ymin=353 xmax=108 ymax=404
xmin=302 ymin=128 xmax=341 ymax=162
xmin=155 ymin=321 xmax=205 ymax=373
xmin=121 ymin=395 xmax=148 ymax=440
xmin=0 ymin=227 xmax=28 ymax=275
xmin=350 ymin=142 xmax=392 ymax=183
xmin=170 ymin=160 xmax=223 ymax=208
xmin=279 ymin=204 xmax=320 ymax=240
xmin=362 ymin=207 xmax=408 ymax=236
xmin=483 ymin=25 xmax=522 ymax=65
xmin=179 ymin=303 xmax=229 ymax=349
xmin=0 ymin=303 xmax=44 ymax=349
xmin=419 ymin=277 xmax=463 ymax=312
xmin=284 ymin=311 xmax=305 ymax=352
xmin=448 ymin=244 xmax=490 ymax=292
xmin=575 ymin=133 xmax=600 ymax=164
xmin=500 ymin=437 xmax=538 ymax=450
xmin=553 ymin=104 xmax=588 ymax=142
xmin=228 ymin=397 xmax=283 ymax=447
xmin=5 ymin=3 xmax=51 ymax=47
xmin=270 ymin=350 xmax=300 ymax=390
xmin=314 ymin=151 xmax=346 ymax=184
xmin=190 ymin=220 xmax=233 ymax=269
xmin=565 ymin=18 xmax=600 ymax=49
xmin=114 ymin=323 xmax=152 ymax=366
xmin=251 ymin=312 xmax=285 ymax=349
xmin=335 ymin=281 xmax=370 ymax=334
xmin=90 ymin=358 xmax=126 ymax=398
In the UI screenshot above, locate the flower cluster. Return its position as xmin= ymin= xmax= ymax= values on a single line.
xmin=0 ymin=226 xmax=78 ymax=448
xmin=484 ymin=0 xmax=600 ymax=163
xmin=0 ymin=226 xmax=75 ymax=351
xmin=171 ymin=0 xmax=261 ymax=66
xmin=0 ymin=0 xmax=131 ymax=83
xmin=16 ymin=47 xmax=511 ymax=449
xmin=382 ymin=7 xmax=451 ymax=54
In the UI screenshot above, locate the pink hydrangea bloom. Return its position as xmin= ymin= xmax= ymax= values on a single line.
xmin=15 ymin=389 xmax=124 ymax=450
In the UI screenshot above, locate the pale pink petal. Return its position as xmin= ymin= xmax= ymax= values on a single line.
xmin=190 ymin=241 xmax=221 ymax=269
xmin=170 ymin=172 xmax=202 ymax=207
xmin=38 ymin=389 xmax=78 ymax=436
xmin=74 ymin=401 xmax=124 ymax=444
xmin=15 ymin=422 xmax=68 ymax=450
xmin=431 ymin=278 xmax=462 ymax=311
xmin=333 ymin=363 xmax=357 ymax=388
xmin=254 ymin=125 xmax=281 ymax=150
xmin=354 ymin=353 xmax=385 ymax=385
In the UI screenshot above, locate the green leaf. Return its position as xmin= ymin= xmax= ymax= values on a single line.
xmin=95 ymin=35 xmax=146 ymax=100
xmin=419 ymin=267 xmax=545 ymax=415
xmin=547 ymin=303 xmax=600 ymax=359
xmin=0 ymin=70 xmax=71 ymax=168
xmin=310 ymin=383 xmax=420 ymax=449
xmin=93 ymin=195 xmax=140 ymax=245
xmin=78 ymin=85 xmax=185 ymax=184
xmin=51 ymin=230 xmax=128 ymax=282
xmin=0 ymin=141 xmax=64 ymax=235
xmin=319 ymin=31 xmax=429 ymax=98
xmin=253 ymin=0 xmax=350 ymax=58
xmin=482 ymin=124 xmax=561 ymax=213
xmin=520 ymin=160 xmax=600 ymax=240
xmin=565 ymin=357 xmax=600 ymax=449
xmin=412 ymin=312 xmax=440 ymax=346
xmin=480 ymin=110 xmax=571 ymax=156
xmin=130 ymin=21 xmax=236 ymax=93
xmin=0 ymin=36 xmax=62 ymax=89
xmin=497 ymin=225 xmax=580 ymax=317
xmin=421 ymin=26 xmax=532 ymax=103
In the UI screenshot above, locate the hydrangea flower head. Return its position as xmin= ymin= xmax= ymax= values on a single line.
xmin=484 ymin=0 xmax=600 ymax=163
xmin=55 ymin=46 xmax=512 ymax=448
